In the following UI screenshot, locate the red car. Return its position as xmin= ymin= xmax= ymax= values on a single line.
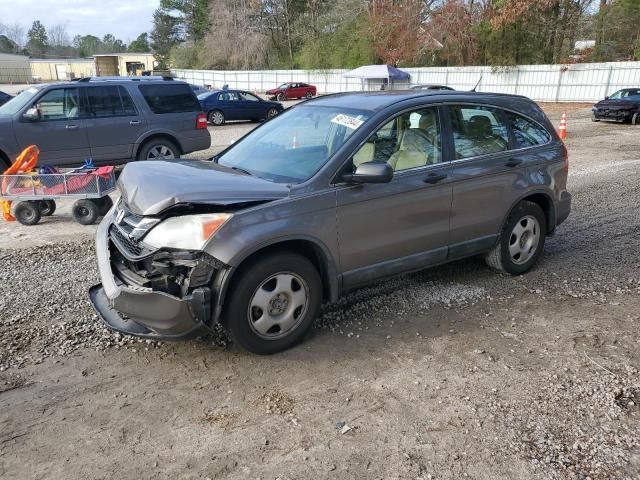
xmin=266 ymin=82 xmax=316 ymax=101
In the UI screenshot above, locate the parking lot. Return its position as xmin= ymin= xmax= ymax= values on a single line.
xmin=1 ymin=103 xmax=640 ymax=480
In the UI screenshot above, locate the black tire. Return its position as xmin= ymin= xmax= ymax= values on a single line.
xmin=137 ymin=139 xmax=180 ymax=161
xmin=38 ymin=200 xmax=56 ymax=216
xmin=222 ymin=252 xmax=322 ymax=355
xmin=632 ymin=113 xmax=639 ymax=126
xmin=14 ymin=201 xmax=41 ymax=226
xmin=208 ymin=110 xmax=225 ymax=126
xmin=485 ymin=201 xmax=546 ymax=275
xmin=276 ymin=93 xmax=286 ymax=102
xmin=591 ymin=113 xmax=600 ymax=122
xmin=304 ymin=91 xmax=313 ymax=99
xmin=95 ymin=196 xmax=114 ymax=216
xmin=266 ymin=108 xmax=279 ymax=120
xmin=72 ymin=199 xmax=99 ymax=225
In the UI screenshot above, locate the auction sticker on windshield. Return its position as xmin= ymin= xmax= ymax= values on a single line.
xmin=331 ymin=113 xmax=365 ymax=130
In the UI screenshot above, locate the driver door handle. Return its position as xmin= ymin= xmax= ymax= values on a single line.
xmin=424 ymin=173 xmax=448 ymax=184
xmin=65 ymin=124 xmax=78 ymax=130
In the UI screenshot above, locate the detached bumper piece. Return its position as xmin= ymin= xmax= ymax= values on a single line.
xmin=89 ymin=284 xmax=210 ymax=340
xmin=90 ymin=214 xmax=227 ymax=340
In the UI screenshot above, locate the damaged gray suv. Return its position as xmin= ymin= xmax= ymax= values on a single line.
xmin=90 ymin=90 xmax=571 ymax=354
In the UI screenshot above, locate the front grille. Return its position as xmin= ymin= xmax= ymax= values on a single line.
xmin=110 ymin=225 xmax=154 ymax=260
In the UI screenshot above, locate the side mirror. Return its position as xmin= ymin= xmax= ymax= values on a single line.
xmin=342 ymin=161 xmax=393 ymax=184
xmin=23 ymin=107 xmax=40 ymax=121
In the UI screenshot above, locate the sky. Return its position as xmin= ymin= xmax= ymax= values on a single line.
xmin=0 ymin=0 xmax=160 ymax=43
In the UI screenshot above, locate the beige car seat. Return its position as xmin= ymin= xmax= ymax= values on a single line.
xmin=461 ymin=115 xmax=507 ymax=157
xmin=353 ymin=142 xmax=375 ymax=167
xmin=388 ymin=111 xmax=438 ymax=171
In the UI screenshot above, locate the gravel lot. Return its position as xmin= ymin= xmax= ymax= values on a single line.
xmin=1 ymin=103 xmax=640 ymax=480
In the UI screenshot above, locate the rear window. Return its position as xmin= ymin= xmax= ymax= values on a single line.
xmin=138 ymin=84 xmax=200 ymax=114
xmin=510 ymin=114 xmax=551 ymax=148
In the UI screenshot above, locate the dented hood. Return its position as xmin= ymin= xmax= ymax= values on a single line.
xmin=118 ymin=160 xmax=290 ymax=215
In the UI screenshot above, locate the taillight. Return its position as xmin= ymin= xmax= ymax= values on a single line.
xmin=196 ymin=113 xmax=208 ymax=129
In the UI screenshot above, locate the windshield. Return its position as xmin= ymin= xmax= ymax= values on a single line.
xmin=0 ymin=87 xmax=40 ymax=115
xmin=609 ymin=89 xmax=640 ymax=100
xmin=278 ymin=83 xmax=290 ymax=89
xmin=217 ymin=105 xmax=370 ymax=183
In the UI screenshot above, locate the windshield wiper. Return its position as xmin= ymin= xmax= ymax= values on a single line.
xmin=229 ymin=166 xmax=254 ymax=176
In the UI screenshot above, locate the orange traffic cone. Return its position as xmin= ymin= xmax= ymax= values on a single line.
xmin=292 ymin=131 xmax=299 ymax=149
xmin=558 ymin=113 xmax=567 ymax=140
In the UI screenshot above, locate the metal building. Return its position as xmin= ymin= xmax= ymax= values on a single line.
xmin=0 ymin=53 xmax=31 ymax=83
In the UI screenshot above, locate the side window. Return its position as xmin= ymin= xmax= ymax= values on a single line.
xmin=352 ymin=107 xmax=442 ymax=172
xmin=239 ymin=92 xmax=260 ymax=102
xmin=510 ymin=114 xmax=551 ymax=149
xmin=34 ymin=88 xmax=80 ymax=121
xmin=119 ymin=87 xmax=137 ymax=115
xmin=449 ymin=105 xmax=509 ymax=159
xmin=138 ymin=84 xmax=201 ymax=114
xmin=86 ymin=86 xmax=126 ymax=117
xmin=224 ymin=92 xmax=239 ymax=101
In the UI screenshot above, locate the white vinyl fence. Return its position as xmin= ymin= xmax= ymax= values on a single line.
xmin=172 ymin=61 xmax=640 ymax=102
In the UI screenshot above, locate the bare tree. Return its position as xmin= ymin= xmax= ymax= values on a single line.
xmin=4 ymin=23 xmax=26 ymax=48
xmin=48 ymin=24 xmax=71 ymax=47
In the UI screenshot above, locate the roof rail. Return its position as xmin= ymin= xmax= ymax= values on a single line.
xmin=73 ymin=76 xmax=175 ymax=83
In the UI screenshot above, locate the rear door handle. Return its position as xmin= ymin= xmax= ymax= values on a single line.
xmin=505 ymin=158 xmax=523 ymax=167
xmin=423 ymin=173 xmax=448 ymax=184
xmin=129 ymin=120 xmax=141 ymax=126
xmin=65 ymin=124 xmax=78 ymax=130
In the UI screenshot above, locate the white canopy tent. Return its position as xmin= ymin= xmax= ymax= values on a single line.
xmin=342 ymin=65 xmax=411 ymax=90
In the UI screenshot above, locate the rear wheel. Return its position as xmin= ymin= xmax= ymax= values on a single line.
xmin=72 ymin=199 xmax=99 ymax=225
xmin=223 ymin=252 xmax=322 ymax=354
xmin=485 ymin=201 xmax=546 ymax=275
xmin=304 ymin=91 xmax=313 ymax=99
xmin=138 ymin=139 xmax=180 ymax=161
xmin=14 ymin=201 xmax=41 ymax=226
xmin=39 ymin=200 xmax=56 ymax=216
xmin=208 ymin=110 xmax=225 ymax=126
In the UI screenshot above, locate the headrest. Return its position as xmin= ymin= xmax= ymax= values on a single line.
xmin=467 ymin=115 xmax=492 ymax=137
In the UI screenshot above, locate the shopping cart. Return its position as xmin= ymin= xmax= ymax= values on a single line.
xmin=0 ymin=166 xmax=117 ymax=225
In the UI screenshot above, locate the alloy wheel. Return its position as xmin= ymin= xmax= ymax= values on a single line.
xmin=247 ymin=272 xmax=310 ymax=340
xmin=146 ymin=145 xmax=176 ymax=160
xmin=508 ymin=215 xmax=541 ymax=265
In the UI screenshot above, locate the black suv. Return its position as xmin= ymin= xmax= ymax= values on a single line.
xmin=0 ymin=77 xmax=211 ymax=171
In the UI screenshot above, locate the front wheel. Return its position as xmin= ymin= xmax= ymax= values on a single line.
xmin=276 ymin=93 xmax=286 ymax=102
xmin=14 ymin=201 xmax=41 ymax=226
xmin=266 ymin=108 xmax=279 ymax=120
xmin=223 ymin=252 xmax=322 ymax=354
xmin=591 ymin=113 xmax=600 ymax=122
xmin=485 ymin=201 xmax=546 ymax=275
xmin=304 ymin=91 xmax=313 ymax=99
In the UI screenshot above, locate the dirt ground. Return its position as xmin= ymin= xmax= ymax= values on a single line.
xmin=1 ymin=104 xmax=640 ymax=480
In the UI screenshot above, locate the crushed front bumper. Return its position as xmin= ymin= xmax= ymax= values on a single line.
xmin=592 ymin=109 xmax=634 ymax=122
xmin=89 ymin=212 xmax=222 ymax=340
